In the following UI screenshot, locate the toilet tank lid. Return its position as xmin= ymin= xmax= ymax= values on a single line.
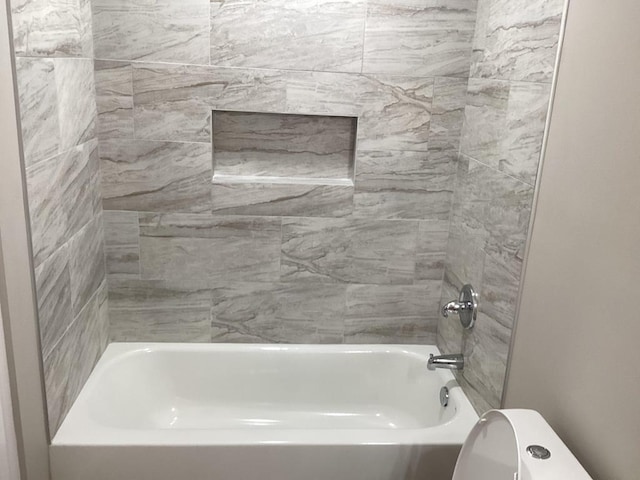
xmin=454 ymin=409 xmax=594 ymax=480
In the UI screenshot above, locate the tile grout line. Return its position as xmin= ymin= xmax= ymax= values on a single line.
xmin=458 ymin=152 xmax=536 ymax=188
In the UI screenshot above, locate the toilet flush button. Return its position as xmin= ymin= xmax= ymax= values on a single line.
xmin=526 ymin=445 xmax=551 ymax=459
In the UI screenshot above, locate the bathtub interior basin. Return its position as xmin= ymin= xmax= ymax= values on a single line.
xmin=52 ymin=343 xmax=478 ymax=446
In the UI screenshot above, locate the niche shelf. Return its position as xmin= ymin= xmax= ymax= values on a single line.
xmin=211 ymin=110 xmax=357 ymax=217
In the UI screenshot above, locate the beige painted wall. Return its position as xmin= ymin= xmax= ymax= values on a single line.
xmin=503 ymin=1 xmax=640 ymax=479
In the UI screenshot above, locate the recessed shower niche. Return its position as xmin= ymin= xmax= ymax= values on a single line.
xmin=211 ymin=110 xmax=357 ymax=217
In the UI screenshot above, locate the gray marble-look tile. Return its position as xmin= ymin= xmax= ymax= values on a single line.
xmin=133 ymin=63 xmax=222 ymax=143
xmin=479 ymin=254 xmax=520 ymax=331
xmin=358 ymin=75 xmax=434 ymax=152
xmin=459 ymin=78 xmax=510 ymax=168
xmin=210 ymin=0 xmax=366 ymax=72
xmin=69 ymin=281 xmax=108 ymax=403
xmin=103 ymin=211 xmax=139 ymax=277
xmin=284 ymin=70 xmax=366 ymax=118
xmin=78 ymin=0 xmax=93 ymax=57
xmin=133 ymin=64 xmax=287 ymax=143
xmin=363 ymin=0 xmax=477 ymax=76
xmin=34 ymin=243 xmax=72 ymax=359
xmin=444 ymin=223 xmax=487 ymax=291
xmin=26 ymin=140 xmax=99 ymax=267
xmin=43 ymin=280 xmax=107 ymax=435
xmin=108 ymin=278 xmax=212 ymax=342
xmin=281 ymin=217 xmax=418 ymax=284
xmin=100 ymin=139 xmax=213 ymax=213
xmin=107 ymin=278 xmax=211 ymax=310
xmin=211 ymin=181 xmax=354 ymax=218
xmin=468 ymin=157 xmax=534 ymax=279
xmin=42 ymin=313 xmax=76 ymax=434
xmin=499 ymin=82 xmax=551 ymax=184
xmin=445 ymin=223 xmax=487 ymax=290
xmin=449 ymin=155 xmax=484 ymax=232
xmin=437 ymin=273 xmax=466 ymax=355
xmin=55 ymin=58 xmax=97 ymax=150
xmin=456 ymin=369 xmax=495 ymax=414
xmin=211 ymin=282 xmax=346 ymax=343
xmin=16 ymin=57 xmax=97 ymax=167
xmin=461 ymin=309 xmax=511 ymax=410
xmin=460 ymin=79 xmax=551 ymax=184
xmin=284 ymin=70 xmax=437 ymax=157
xmin=353 ymin=150 xmax=454 ymax=220
xmin=139 ymin=213 xmax=282 ymax=283
xmin=344 ymin=284 xmax=439 ymax=344
xmin=428 ymin=77 xmax=468 ymax=158
xmin=444 ymin=155 xmax=488 ymax=287
xmin=213 ymin=111 xmax=355 ymax=180
xmin=110 ymin=308 xmax=211 ymax=342
xmin=91 ymin=0 xmax=210 ymax=64
xmin=11 ymin=0 xmax=90 ymax=57
xmin=15 ymin=57 xmax=60 ymax=167
xmin=471 ymin=0 xmax=564 ymax=83
xmin=68 ymin=214 xmax=106 ymax=315
xmin=415 ymin=220 xmax=449 ymax=282
xmin=456 ymin=256 xmax=519 ymax=410
xmin=94 ymin=60 xmax=133 ymax=139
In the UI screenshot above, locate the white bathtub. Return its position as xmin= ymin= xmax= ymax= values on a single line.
xmin=51 ymin=343 xmax=478 ymax=480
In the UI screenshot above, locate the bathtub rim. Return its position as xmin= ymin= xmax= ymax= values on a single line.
xmin=52 ymin=342 xmax=479 ymax=447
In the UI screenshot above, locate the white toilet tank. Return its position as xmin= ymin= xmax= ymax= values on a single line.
xmin=452 ymin=409 xmax=594 ymax=480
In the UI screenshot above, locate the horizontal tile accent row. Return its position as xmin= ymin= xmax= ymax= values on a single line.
xmin=129 ymin=63 xmax=435 ymax=148
xmin=104 ymin=211 xmax=450 ymax=286
xmin=101 ymin=145 xmax=457 ymax=220
xmin=13 ymin=0 xmax=562 ymax=81
xmin=93 ymin=61 xmax=463 ymax=149
xmin=96 ymin=64 xmax=468 ymax=220
xmin=87 ymin=0 xmax=477 ymax=76
xmin=108 ymin=278 xmax=441 ymax=345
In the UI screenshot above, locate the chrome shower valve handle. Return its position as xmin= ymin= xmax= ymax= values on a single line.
xmin=441 ymin=284 xmax=478 ymax=330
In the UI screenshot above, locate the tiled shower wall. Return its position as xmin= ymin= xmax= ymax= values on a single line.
xmin=10 ymin=0 xmax=108 ymax=433
xmin=7 ymin=0 xmax=567 ymax=430
xmin=98 ymin=0 xmax=478 ymax=344
xmin=438 ymin=0 xmax=565 ymax=413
